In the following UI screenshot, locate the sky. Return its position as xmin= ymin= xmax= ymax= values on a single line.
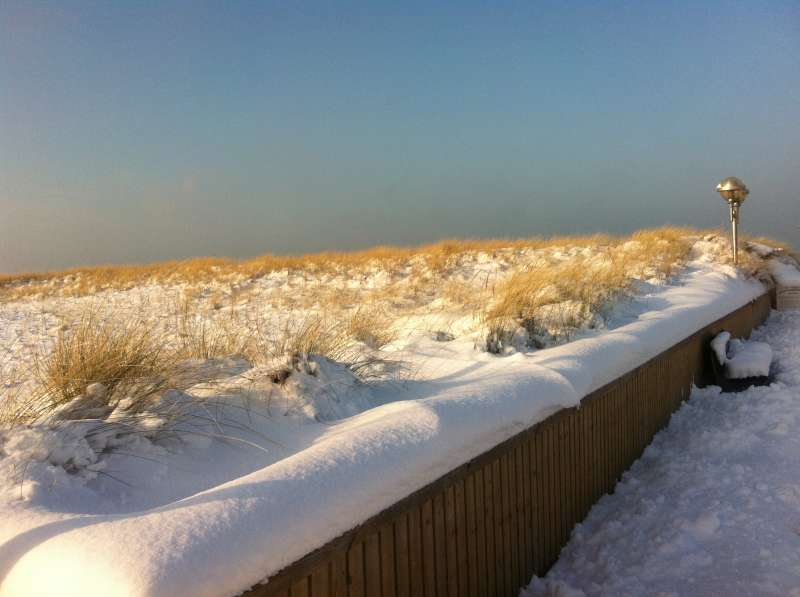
xmin=1 ymin=1 xmax=799 ymax=273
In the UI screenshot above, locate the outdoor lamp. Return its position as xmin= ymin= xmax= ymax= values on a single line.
xmin=715 ymin=176 xmax=749 ymax=265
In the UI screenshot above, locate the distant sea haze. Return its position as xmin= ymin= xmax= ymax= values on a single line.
xmin=2 ymin=2 xmax=798 ymax=273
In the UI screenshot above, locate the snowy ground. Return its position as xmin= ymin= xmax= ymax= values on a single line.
xmin=523 ymin=309 xmax=800 ymax=597
xmin=0 ymin=237 xmax=794 ymax=596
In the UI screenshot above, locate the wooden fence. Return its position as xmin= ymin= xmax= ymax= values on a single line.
xmin=246 ymin=292 xmax=773 ymax=597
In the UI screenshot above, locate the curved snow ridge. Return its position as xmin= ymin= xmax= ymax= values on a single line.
xmin=0 ymin=270 xmax=766 ymax=597
xmin=1 ymin=365 xmax=578 ymax=597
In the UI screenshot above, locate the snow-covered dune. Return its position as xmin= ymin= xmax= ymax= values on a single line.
xmin=0 ymin=257 xmax=770 ymax=596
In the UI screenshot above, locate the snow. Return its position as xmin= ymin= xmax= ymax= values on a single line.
xmin=745 ymin=241 xmax=780 ymax=259
xmin=710 ymin=330 xmax=730 ymax=365
xmin=711 ymin=331 xmax=773 ymax=378
xmin=523 ymin=310 xmax=800 ymax=597
xmin=0 ymin=240 xmax=775 ymax=596
xmin=769 ymin=259 xmax=800 ymax=287
xmin=725 ymin=337 xmax=773 ymax=379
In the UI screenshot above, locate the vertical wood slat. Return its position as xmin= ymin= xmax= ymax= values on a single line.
xmin=347 ymin=541 xmax=365 ymax=597
xmin=464 ymin=474 xmax=478 ymax=597
xmin=394 ymin=514 xmax=410 ymax=597
xmin=444 ymin=485 xmax=458 ymax=597
xmin=503 ymin=452 xmax=517 ymax=594
xmin=483 ymin=464 xmax=496 ymax=597
xmin=454 ymin=479 xmax=469 ymax=597
xmin=433 ymin=493 xmax=448 ymax=597
xmin=379 ymin=523 xmax=395 ymax=597
xmin=310 ymin=564 xmax=328 ymax=597
xmin=544 ymin=424 xmax=557 ymax=570
xmin=421 ymin=499 xmax=436 ymax=597
xmin=474 ymin=467 xmax=487 ymax=597
xmin=407 ymin=508 xmax=423 ymax=597
xmin=518 ymin=441 xmax=532 ymax=587
xmin=364 ymin=533 xmax=381 ymax=597
xmin=246 ymin=294 xmax=770 ymax=597
xmin=492 ymin=458 xmax=505 ymax=596
xmin=532 ymin=429 xmax=545 ymax=576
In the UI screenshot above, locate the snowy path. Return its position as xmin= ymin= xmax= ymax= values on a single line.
xmin=524 ymin=310 xmax=800 ymax=597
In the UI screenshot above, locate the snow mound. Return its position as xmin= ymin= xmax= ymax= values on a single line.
xmin=711 ymin=331 xmax=772 ymax=379
xmin=0 ymin=243 xmax=771 ymax=597
xmin=725 ymin=338 xmax=772 ymax=379
xmin=769 ymin=259 xmax=800 ymax=287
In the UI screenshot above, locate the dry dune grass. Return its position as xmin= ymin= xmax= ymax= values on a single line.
xmin=0 ymin=312 xmax=181 ymax=427
xmin=3 ymin=299 xmax=398 ymax=428
xmin=0 ymin=227 xmax=703 ymax=300
xmin=1 ymin=226 xmax=791 ymax=428
xmin=174 ymin=295 xmax=251 ymax=360
xmin=346 ymin=305 xmax=395 ymax=349
xmin=481 ymin=228 xmax=697 ymax=351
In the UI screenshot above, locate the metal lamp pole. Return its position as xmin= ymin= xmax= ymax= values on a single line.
xmin=716 ymin=177 xmax=749 ymax=265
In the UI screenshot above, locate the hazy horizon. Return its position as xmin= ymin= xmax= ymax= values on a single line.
xmin=2 ymin=1 xmax=799 ymax=274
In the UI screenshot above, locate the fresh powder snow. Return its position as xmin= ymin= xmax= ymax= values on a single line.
xmin=523 ymin=309 xmax=800 ymax=597
xmin=0 ymin=240 xmax=793 ymax=596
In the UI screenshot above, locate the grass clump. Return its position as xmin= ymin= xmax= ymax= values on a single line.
xmin=174 ymin=295 xmax=251 ymax=360
xmin=346 ymin=306 xmax=395 ymax=349
xmin=480 ymin=228 xmax=697 ymax=351
xmin=34 ymin=312 xmax=172 ymax=413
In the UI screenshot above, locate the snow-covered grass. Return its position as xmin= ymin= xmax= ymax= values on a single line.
xmin=0 ymin=229 xmax=790 ymax=482
xmin=0 ymin=228 xmax=795 ymax=596
xmin=0 ymin=228 xmax=691 ymax=301
xmin=523 ymin=309 xmax=800 ymax=597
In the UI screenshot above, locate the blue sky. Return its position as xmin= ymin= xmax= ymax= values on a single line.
xmin=1 ymin=1 xmax=798 ymax=272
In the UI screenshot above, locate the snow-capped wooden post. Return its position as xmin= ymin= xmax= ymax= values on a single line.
xmin=715 ymin=176 xmax=750 ymax=265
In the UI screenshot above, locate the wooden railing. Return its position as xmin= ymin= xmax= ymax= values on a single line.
xmin=246 ymin=292 xmax=773 ymax=597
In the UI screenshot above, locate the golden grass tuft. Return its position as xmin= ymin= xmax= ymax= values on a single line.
xmin=0 ymin=312 xmax=183 ymax=426
xmin=36 ymin=313 xmax=169 ymax=406
xmin=346 ymin=305 xmax=395 ymax=349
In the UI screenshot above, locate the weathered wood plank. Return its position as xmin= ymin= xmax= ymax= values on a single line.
xmin=407 ymin=508 xmax=424 ymax=597
xmin=394 ymin=514 xmax=410 ymax=597
xmin=433 ymin=493 xmax=448 ymax=597
xmin=474 ymin=467 xmax=487 ymax=597
xmin=421 ymin=499 xmax=436 ymax=597
xmin=483 ymin=463 xmax=497 ymax=596
xmin=364 ymin=533 xmax=381 ymax=597
xmin=347 ymin=541 xmax=364 ymax=597
xmin=492 ymin=458 xmax=505 ymax=596
xmin=454 ymin=479 xmax=469 ymax=597
xmin=380 ymin=522 xmax=396 ymax=597
xmin=310 ymin=563 xmax=328 ymax=597
xmin=444 ymin=485 xmax=458 ymax=597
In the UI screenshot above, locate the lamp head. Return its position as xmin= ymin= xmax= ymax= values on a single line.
xmin=716 ymin=176 xmax=749 ymax=203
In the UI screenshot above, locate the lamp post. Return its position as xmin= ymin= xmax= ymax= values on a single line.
xmin=715 ymin=176 xmax=749 ymax=265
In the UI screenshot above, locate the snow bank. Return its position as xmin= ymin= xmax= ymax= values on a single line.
xmin=0 ymin=267 xmax=766 ymax=597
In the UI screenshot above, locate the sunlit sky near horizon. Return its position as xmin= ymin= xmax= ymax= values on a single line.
xmin=1 ymin=1 xmax=799 ymax=273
